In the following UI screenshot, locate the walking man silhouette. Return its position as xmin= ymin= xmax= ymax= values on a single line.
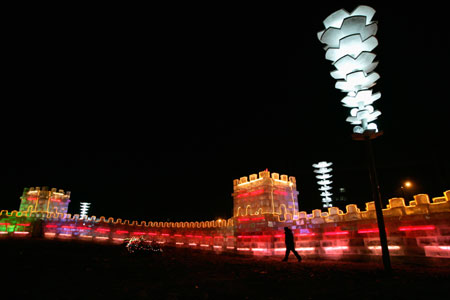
xmin=282 ymin=227 xmax=302 ymax=262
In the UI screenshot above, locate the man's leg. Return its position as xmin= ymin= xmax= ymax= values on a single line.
xmin=282 ymin=248 xmax=291 ymax=261
xmin=292 ymin=248 xmax=302 ymax=261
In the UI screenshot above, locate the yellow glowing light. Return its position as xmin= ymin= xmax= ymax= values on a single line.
xmin=237 ymin=178 xmax=263 ymax=186
xmin=404 ymin=181 xmax=412 ymax=188
xmin=368 ymin=245 xmax=400 ymax=250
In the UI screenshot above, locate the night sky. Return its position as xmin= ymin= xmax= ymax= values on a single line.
xmin=2 ymin=2 xmax=448 ymax=222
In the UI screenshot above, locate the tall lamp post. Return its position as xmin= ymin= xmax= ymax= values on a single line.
xmin=317 ymin=5 xmax=391 ymax=272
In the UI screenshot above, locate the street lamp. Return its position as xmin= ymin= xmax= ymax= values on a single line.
xmin=401 ymin=181 xmax=413 ymax=199
xmin=318 ymin=5 xmax=391 ymax=272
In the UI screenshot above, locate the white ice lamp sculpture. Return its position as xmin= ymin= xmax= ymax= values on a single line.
xmin=80 ymin=202 xmax=91 ymax=219
xmin=313 ymin=161 xmax=334 ymax=208
xmin=317 ymin=5 xmax=381 ymax=134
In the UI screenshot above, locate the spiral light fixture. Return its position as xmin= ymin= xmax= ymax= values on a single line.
xmin=317 ymin=5 xmax=381 ymax=134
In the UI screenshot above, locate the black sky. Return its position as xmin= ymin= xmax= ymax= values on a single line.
xmin=2 ymin=2 xmax=449 ymax=221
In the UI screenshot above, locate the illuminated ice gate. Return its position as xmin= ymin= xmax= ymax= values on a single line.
xmin=1 ymin=173 xmax=450 ymax=259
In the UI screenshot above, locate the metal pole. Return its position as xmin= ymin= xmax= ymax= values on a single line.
xmin=365 ymin=136 xmax=392 ymax=272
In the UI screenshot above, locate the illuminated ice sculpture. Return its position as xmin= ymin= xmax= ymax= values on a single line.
xmin=80 ymin=202 xmax=91 ymax=219
xmin=313 ymin=161 xmax=334 ymax=208
xmin=317 ymin=5 xmax=381 ymax=134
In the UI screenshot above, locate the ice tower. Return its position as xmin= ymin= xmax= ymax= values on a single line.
xmin=19 ymin=187 xmax=71 ymax=215
xmin=232 ymin=170 xmax=299 ymax=220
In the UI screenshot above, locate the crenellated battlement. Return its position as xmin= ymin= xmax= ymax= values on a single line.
xmin=19 ymin=187 xmax=71 ymax=216
xmin=233 ymin=170 xmax=299 ymax=220
xmin=22 ymin=187 xmax=71 ymax=198
xmin=2 ymin=177 xmax=449 ymax=260
xmin=233 ymin=170 xmax=296 ymax=191
xmin=2 ymin=190 xmax=449 ymax=259
xmin=294 ymin=191 xmax=450 ymax=225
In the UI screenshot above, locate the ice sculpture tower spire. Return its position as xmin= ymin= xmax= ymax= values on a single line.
xmin=313 ymin=162 xmax=334 ymax=208
xmin=317 ymin=5 xmax=381 ymax=134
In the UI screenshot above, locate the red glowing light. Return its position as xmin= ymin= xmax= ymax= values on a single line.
xmin=237 ymin=189 xmax=264 ymax=198
xmin=237 ymin=235 xmax=252 ymax=239
xmin=132 ymin=232 xmax=146 ymax=235
xmin=238 ymin=216 xmax=265 ymax=222
xmin=161 ymin=234 xmax=170 ymax=236
xmin=174 ymin=234 xmax=182 ymax=237
xmin=358 ymin=228 xmax=379 ymax=234
xmin=45 ymin=224 xmax=57 ymax=228
xmin=0 ymin=223 xmax=11 ymax=226
xmin=250 ymin=189 xmax=264 ymax=196
xmin=75 ymin=226 xmax=91 ymax=230
xmin=61 ymin=226 xmax=74 ymax=229
xmin=148 ymin=233 xmax=157 ymax=236
xmin=324 ymin=231 xmax=349 ymax=236
xmin=116 ymin=230 xmax=129 ymax=234
xmin=295 ymin=233 xmax=316 ymax=237
xmin=398 ymin=225 xmax=435 ymax=231
xmin=96 ymin=228 xmax=110 ymax=232
xmin=274 ymin=190 xmax=288 ymax=196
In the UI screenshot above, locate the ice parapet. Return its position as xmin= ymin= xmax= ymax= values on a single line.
xmin=318 ymin=5 xmax=381 ymax=134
